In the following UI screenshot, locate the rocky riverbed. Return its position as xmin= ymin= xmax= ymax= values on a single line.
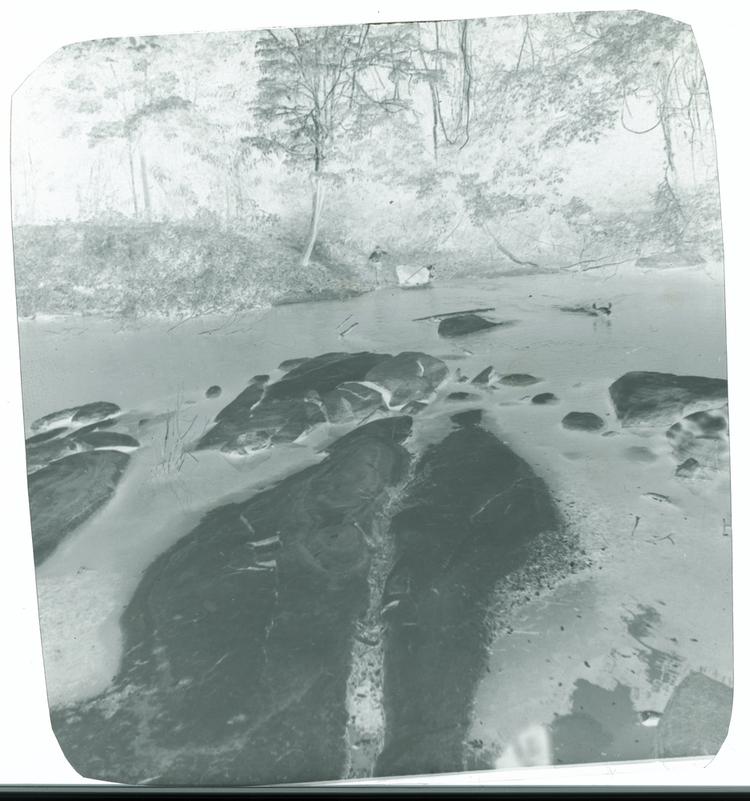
xmin=19 ymin=266 xmax=733 ymax=784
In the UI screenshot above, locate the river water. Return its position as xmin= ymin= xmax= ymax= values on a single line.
xmin=18 ymin=260 xmax=732 ymax=772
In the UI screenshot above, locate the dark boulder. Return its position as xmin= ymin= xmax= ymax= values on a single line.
xmin=624 ymin=446 xmax=658 ymax=464
xmin=531 ymin=392 xmax=558 ymax=405
xmin=666 ymin=406 xmax=729 ymax=469
xmin=71 ymin=431 xmax=140 ymax=451
xmin=278 ymin=357 xmax=311 ymax=371
xmin=213 ymin=376 xmax=269 ymax=424
xmin=31 ymin=401 xmax=120 ymax=432
xmin=72 ymin=402 xmax=121 ymax=424
xmin=447 ymin=391 xmax=479 ymax=401
xmin=321 ymin=382 xmax=385 ymax=423
xmin=471 ymin=366 xmax=501 ymax=386
xmin=25 ymin=427 xmax=69 ymax=445
xmin=205 ymin=385 xmax=222 ymax=399
xmin=25 ymin=436 xmax=81 ymax=474
xmin=27 ymin=450 xmax=131 ymax=565
xmin=197 ymin=354 xmax=392 ymax=452
xmin=366 ymin=352 xmax=448 ymax=407
xmin=562 ymin=412 xmax=605 ymax=432
xmin=51 ymin=417 xmax=413 ymax=786
xmin=500 ymin=374 xmax=541 ymax=387
xmin=266 ymin=352 xmax=390 ymax=402
xmin=675 ymin=457 xmax=700 ymax=478
xmin=375 ymin=415 xmax=557 ymax=777
xmin=199 ymin=398 xmax=326 ymax=453
xmin=609 ymin=372 xmax=727 ymax=427
xmin=450 ymin=409 xmax=484 ymax=427
xmin=437 ymin=314 xmax=509 ymax=338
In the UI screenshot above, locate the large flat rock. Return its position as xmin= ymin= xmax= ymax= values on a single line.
xmin=51 ymin=416 xmax=413 ymax=786
xmin=28 ymin=450 xmax=131 ymax=565
xmin=609 ymin=372 xmax=727 ymax=427
xmin=375 ymin=411 xmax=558 ymax=777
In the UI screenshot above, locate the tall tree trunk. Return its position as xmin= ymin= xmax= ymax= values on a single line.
xmin=430 ymin=83 xmax=439 ymax=163
xmin=127 ymin=140 xmax=140 ymax=219
xmin=301 ymin=173 xmax=325 ymax=268
xmin=139 ymin=149 xmax=152 ymax=223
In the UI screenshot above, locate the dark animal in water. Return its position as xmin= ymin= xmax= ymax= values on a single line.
xmin=592 ymin=302 xmax=612 ymax=316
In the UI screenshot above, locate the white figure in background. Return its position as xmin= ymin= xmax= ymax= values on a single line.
xmin=395 ymin=263 xmax=435 ymax=288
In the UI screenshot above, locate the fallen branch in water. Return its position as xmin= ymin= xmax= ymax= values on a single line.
xmin=413 ymin=307 xmax=495 ymax=322
xmin=339 ymin=321 xmax=359 ymax=338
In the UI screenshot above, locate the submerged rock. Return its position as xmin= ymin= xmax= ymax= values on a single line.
xmin=205 ymin=385 xmax=222 ymax=399
xmin=25 ymin=435 xmax=81 ymax=474
xmin=51 ymin=417 xmax=413 ymax=786
xmin=609 ymin=372 xmax=727 ymax=427
xmin=437 ymin=314 xmax=509 ymax=338
xmin=450 ymin=409 xmax=484 ymax=427
xmin=71 ymin=431 xmax=140 ymax=451
xmin=197 ymin=353 xmax=392 ymax=452
xmin=500 ymin=374 xmax=542 ymax=387
xmin=375 ymin=415 xmax=557 ymax=777
xmin=72 ymin=402 xmax=121 ymax=424
xmin=562 ymin=412 xmax=605 ymax=432
xmin=278 ymin=356 xmax=311 ymax=371
xmin=675 ymin=457 xmax=700 ymax=478
xmin=531 ymin=392 xmax=558 ymax=405
xmin=624 ymin=446 xmax=658 ymax=464
xmin=31 ymin=401 xmax=121 ymax=432
xmin=195 ymin=375 xmax=269 ymax=451
xmin=365 ymin=352 xmax=448 ymax=407
xmin=25 ymin=427 xmax=69 ymax=445
xmin=471 ymin=365 xmax=501 ymax=386
xmin=27 ymin=450 xmax=131 ymax=565
xmin=666 ymin=406 xmax=729 ymax=470
xmin=196 ymin=352 xmax=391 ymax=452
xmin=447 ymin=391 xmax=479 ymax=401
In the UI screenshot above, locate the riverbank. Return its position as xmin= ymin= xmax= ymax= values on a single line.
xmin=12 ymin=222 xmax=570 ymax=319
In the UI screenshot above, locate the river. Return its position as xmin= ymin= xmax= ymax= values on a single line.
xmin=18 ymin=260 xmax=732 ymax=774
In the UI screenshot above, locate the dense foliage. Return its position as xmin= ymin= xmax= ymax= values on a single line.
xmin=11 ymin=12 xmax=722 ymax=316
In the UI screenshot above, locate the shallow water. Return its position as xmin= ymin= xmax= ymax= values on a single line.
xmin=18 ymin=261 xmax=731 ymax=771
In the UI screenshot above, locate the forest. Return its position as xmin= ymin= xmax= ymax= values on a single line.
xmin=11 ymin=11 xmax=722 ymax=317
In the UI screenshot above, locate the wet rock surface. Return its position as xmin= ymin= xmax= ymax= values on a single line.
xmin=31 ymin=401 xmax=121 ymax=432
xmin=375 ymin=410 xmax=558 ymax=777
xmin=365 ymin=352 xmax=448 ymax=407
xmin=666 ymin=406 xmax=729 ymax=470
xmin=531 ymin=392 xmax=558 ymax=405
xmin=25 ymin=336 xmax=731 ymax=784
xmin=609 ymin=372 xmax=727 ymax=427
xmin=500 ymin=374 xmax=542 ymax=387
xmin=437 ymin=314 xmax=509 ymax=338
xmin=197 ymin=353 xmax=390 ymax=452
xmin=52 ymin=417 xmax=413 ymax=786
xmin=322 ymin=382 xmax=385 ymax=423
xmin=28 ymin=450 xmax=131 ymax=565
xmin=562 ymin=412 xmax=605 ymax=432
